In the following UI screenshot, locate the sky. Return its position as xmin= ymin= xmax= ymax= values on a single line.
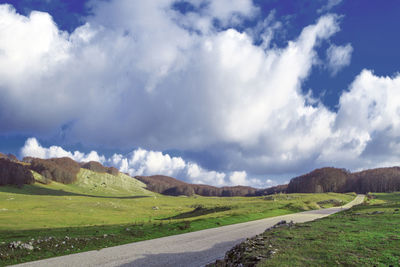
xmin=0 ymin=0 xmax=400 ymax=188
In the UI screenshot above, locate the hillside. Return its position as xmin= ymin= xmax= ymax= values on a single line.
xmin=31 ymin=169 xmax=153 ymax=197
xmin=0 ymin=159 xmax=34 ymax=186
xmin=287 ymin=167 xmax=400 ymax=194
xmin=349 ymin=167 xmax=400 ymax=193
xmin=28 ymin=157 xmax=81 ymax=184
xmin=0 ymin=156 xmax=153 ymax=197
xmin=135 ymin=175 xmax=258 ymax=197
xmin=81 ymin=161 xmax=119 ymax=176
xmin=1 ymin=153 xmax=400 ymax=196
xmin=287 ymin=167 xmax=350 ymax=193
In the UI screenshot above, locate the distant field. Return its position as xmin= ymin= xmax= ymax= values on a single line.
xmin=211 ymin=192 xmax=400 ymax=267
xmin=0 ymin=171 xmax=356 ymax=265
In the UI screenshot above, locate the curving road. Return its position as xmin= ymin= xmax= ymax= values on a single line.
xmin=15 ymin=195 xmax=364 ymax=267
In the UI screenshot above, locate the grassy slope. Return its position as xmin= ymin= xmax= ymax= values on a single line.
xmin=0 ymin=171 xmax=356 ymax=265
xmin=211 ymin=192 xmax=400 ymax=267
xmin=32 ymin=169 xmax=152 ymax=197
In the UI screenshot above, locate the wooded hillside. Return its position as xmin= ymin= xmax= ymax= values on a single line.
xmin=287 ymin=167 xmax=400 ymax=194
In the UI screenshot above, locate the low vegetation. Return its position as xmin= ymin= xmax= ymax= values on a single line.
xmin=210 ymin=192 xmax=400 ymax=266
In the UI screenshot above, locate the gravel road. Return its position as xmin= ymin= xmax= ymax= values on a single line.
xmin=14 ymin=194 xmax=364 ymax=267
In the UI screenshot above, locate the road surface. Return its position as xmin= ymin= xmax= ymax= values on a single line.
xmin=15 ymin=194 xmax=364 ymax=267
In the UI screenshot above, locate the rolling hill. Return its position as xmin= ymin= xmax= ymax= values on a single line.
xmin=0 ymin=156 xmax=153 ymax=197
xmin=31 ymin=168 xmax=153 ymax=197
xmin=135 ymin=175 xmax=258 ymax=197
xmin=1 ymin=153 xmax=400 ymax=196
xmin=287 ymin=167 xmax=400 ymax=194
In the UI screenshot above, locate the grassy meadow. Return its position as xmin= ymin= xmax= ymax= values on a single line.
xmin=211 ymin=192 xmax=400 ymax=267
xmin=0 ymin=170 xmax=356 ymax=265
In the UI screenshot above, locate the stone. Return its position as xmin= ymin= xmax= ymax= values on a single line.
xmin=21 ymin=243 xmax=34 ymax=250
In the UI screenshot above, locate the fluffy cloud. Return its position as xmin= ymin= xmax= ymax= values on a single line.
xmin=111 ymin=148 xmax=186 ymax=177
xmin=326 ymin=43 xmax=353 ymax=75
xmin=21 ymin=137 xmax=105 ymax=163
xmin=1 ymin=1 xmax=400 ymax=185
xmin=318 ymin=70 xmax=400 ymax=169
xmin=20 ymin=137 xmax=270 ymax=187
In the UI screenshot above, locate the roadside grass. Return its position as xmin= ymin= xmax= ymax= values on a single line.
xmin=0 ymin=174 xmax=355 ymax=265
xmin=211 ymin=192 xmax=400 ymax=267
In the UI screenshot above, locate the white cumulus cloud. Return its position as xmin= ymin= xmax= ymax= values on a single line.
xmin=21 ymin=137 xmax=105 ymax=163
xmin=20 ymin=138 xmax=273 ymax=187
xmin=318 ymin=70 xmax=400 ymax=169
xmin=326 ymin=43 xmax=353 ymax=75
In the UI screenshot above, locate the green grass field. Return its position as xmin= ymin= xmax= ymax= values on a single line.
xmin=0 ymin=170 xmax=356 ymax=265
xmin=211 ymin=192 xmax=400 ymax=267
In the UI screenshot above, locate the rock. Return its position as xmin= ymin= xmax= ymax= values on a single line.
xmin=9 ymin=241 xmax=20 ymax=249
xmin=20 ymin=243 xmax=34 ymax=250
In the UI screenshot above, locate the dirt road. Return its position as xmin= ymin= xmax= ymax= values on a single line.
xmin=15 ymin=194 xmax=364 ymax=267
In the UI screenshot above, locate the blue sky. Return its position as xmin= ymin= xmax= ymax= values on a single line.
xmin=0 ymin=0 xmax=399 ymax=187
